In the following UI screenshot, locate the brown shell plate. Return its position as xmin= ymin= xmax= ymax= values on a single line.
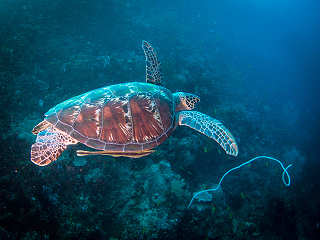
xmin=44 ymin=82 xmax=175 ymax=152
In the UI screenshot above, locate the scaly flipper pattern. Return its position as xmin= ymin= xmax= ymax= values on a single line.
xmin=31 ymin=127 xmax=78 ymax=166
xmin=177 ymin=111 xmax=238 ymax=156
xmin=32 ymin=120 xmax=51 ymax=135
xmin=142 ymin=40 xmax=162 ymax=85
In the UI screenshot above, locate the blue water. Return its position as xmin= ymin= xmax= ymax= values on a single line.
xmin=1 ymin=0 xmax=319 ymax=239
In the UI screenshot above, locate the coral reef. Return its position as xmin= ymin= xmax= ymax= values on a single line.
xmin=0 ymin=0 xmax=318 ymax=239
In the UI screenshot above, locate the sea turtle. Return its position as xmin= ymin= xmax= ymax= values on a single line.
xmin=31 ymin=41 xmax=238 ymax=166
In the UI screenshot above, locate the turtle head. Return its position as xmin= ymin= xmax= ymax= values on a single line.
xmin=174 ymin=92 xmax=200 ymax=111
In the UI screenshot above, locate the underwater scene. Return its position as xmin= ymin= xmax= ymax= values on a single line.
xmin=1 ymin=0 xmax=320 ymax=239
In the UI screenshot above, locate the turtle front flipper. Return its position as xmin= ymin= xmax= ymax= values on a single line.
xmin=31 ymin=127 xmax=78 ymax=166
xmin=177 ymin=111 xmax=238 ymax=156
xmin=142 ymin=40 xmax=162 ymax=85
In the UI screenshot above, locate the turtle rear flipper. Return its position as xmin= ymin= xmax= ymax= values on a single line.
xmin=31 ymin=127 xmax=78 ymax=166
xmin=177 ymin=111 xmax=238 ymax=156
xmin=32 ymin=120 xmax=51 ymax=135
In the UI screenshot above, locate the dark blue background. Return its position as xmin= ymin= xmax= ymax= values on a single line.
xmin=1 ymin=0 xmax=319 ymax=239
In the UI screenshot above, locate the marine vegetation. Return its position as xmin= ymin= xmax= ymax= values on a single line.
xmin=30 ymin=40 xmax=292 ymax=210
xmin=1 ymin=1 xmax=318 ymax=239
